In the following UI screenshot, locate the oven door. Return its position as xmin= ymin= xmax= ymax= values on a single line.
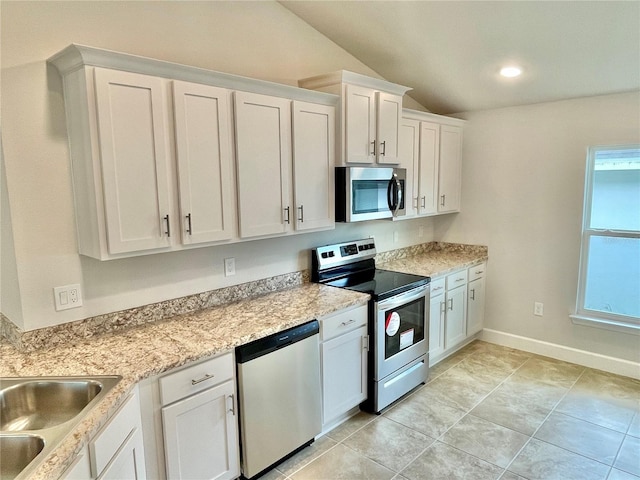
xmin=374 ymin=285 xmax=429 ymax=381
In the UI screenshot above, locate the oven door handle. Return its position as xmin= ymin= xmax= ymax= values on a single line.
xmin=377 ymin=285 xmax=429 ymax=311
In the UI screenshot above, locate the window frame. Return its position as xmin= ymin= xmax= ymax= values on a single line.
xmin=571 ymin=144 xmax=640 ymax=334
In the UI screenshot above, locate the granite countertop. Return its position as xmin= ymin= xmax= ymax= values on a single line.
xmin=0 ymin=283 xmax=368 ymax=480
xmin=378 ymin=243 xmax=488 ymax=278
xmin=0 ymin=242 xmax=487 ymax=479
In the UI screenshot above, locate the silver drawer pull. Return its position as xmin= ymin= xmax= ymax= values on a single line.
xmin=341 ymin=319 xmax=356 ymax=327
xmin=475 ymin=270 xmax=484 ymax=275
xmin=456 ymin=277 xmax=465 ymax=282
xmin=191 ymin=373 xmax=215 ymax=386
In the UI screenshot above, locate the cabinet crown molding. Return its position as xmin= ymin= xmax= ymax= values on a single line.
xmin=402 ymin=108 xmax=466 ymax=126
xmin=47 ymin=44 xmax=339 ymax=106
xmin=298 ymin=70 xmax=412 ymax=96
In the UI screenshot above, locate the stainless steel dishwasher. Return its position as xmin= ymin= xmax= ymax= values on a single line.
xmin=236 ymin=320 xmax=322 ymax=479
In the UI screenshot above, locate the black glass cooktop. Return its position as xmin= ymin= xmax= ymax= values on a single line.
xmin=325 ymin=268 xmax=430 ymax=301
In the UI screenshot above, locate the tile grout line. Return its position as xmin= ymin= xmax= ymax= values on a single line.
xmin=388 ymin=346 xmax=536 ymax=478
xmin=496 ymin=365 xmax=623 ymax=479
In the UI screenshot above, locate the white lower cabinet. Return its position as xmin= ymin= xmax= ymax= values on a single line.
xmin=467 ymin=263 xmax=487 ymax=336
xmin=429 ymin=262 xmax=486 ymax=366
xmin=139 ymin=352 xmax=239 ymax=480
xmin=444 ymin=269 xmax=468 ymax=349
xmin=89 ymin=386 xmax=147 ymax=480
xmin=428 ymin=278 xmax=446 ymax=361
xmin=319 ymin=304 xmax=368 ymax=429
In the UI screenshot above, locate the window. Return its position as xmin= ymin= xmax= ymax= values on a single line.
xmin=572 ymin=145 xmax=640 ymax=333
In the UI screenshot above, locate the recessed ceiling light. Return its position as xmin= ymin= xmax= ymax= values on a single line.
xmin=500 ymin=66 xmax=522 ymax=78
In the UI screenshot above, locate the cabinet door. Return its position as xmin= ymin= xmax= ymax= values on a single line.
xmin=399 ymin=118 xmax=420 ymax=217
xmin=162 ymin=380 xmax=239 ymax=480
xmin=292 ymin=101 xmax=335 ymax=231
xmin=98 ymin=428 xmax=146 ymax=480
xmin=444 ymin=285 xmax=467 ymax=348
xmin=235 ymin=91 xmax=292 ymax=238
xmin=344 ymin=84 xmax=375 ymax=164
xmin=467 ymin=276 xmax=485 ymax=336
xmin=321 ymin=326 xmax=368 ymax=425
xmin=173 ymin=81 xmax=235 ymax=245
xmin=429 ymin=292 xmax=445 ymax=362
xmin=438 ymin=125 xmax=463 ymax=213
xmin=93 ymin=68 xmax=172 ymax=254
xmin=418 ymin=122 xmax=440 ymax=215
xmin=376 ymin=92 xmax=402 ymax=164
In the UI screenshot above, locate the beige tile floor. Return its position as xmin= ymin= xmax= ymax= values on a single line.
xmin=261 ymin=340 xmax=640 ymax=480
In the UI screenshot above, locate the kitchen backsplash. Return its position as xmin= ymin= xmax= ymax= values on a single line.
xmin=1 ymin=242 xmax=485 ymax=352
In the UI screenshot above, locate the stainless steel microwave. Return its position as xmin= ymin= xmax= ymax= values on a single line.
xmin=336 ymin=167 xmax=406 ymax=222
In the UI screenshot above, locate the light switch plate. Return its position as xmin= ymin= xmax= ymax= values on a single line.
xmin=54 ymin=284 xmax=83 ymax=311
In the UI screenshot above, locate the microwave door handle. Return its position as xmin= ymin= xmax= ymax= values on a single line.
xmin=387 ymin=174 xmax=401 ymax=216
xmin=387 ymin=176 xmax=397 ymax=212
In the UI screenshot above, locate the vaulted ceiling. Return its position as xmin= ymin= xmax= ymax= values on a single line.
xmin=280 ymin=1 xmax=640 ymax=114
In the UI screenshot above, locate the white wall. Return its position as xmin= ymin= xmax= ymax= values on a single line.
xmin=435 ymin=92 xmax=640 ymax=363
xmin=0 ymin=1 xmax=431 ymax=331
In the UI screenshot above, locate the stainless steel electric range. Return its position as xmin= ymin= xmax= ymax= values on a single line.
xmin=312 ymin=238 xmax=430 ymax=413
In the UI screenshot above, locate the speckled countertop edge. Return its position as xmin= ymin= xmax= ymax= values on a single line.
xmin=1 ymin=242 xmax=487 ymax=479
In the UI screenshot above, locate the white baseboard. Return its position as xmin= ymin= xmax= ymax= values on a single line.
xmin=480 ymin=328 xmax=640 ymax=380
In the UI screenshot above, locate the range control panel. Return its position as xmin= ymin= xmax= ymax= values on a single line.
xmin=314 ymin=238 xmax=377 ymax=270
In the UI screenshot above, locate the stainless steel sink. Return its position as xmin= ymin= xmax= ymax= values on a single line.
xmin=0 ymin=379 xmax=104 ymax=431
xmin=0 ymin=376 xmax=121 ymax=480
xmin=0 ymin=435 xmax=45 ymax=479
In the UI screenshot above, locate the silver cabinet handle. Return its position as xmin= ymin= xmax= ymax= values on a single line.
xmin=470 ymin=289 xmax=476 ymax=300
xmin=227 ymin=394 xmax=235 ymax=415
xmin=191 ymin=373 xmax=214 ymax=386
xmin=284 ymin=206 xmax=290 ymax=224
xmin=380 ymin=140 xmax=386 ymax=156
xmin=475 ymin=269 xmax=484 ymax=275
xmin=448 ymin=298 xmax=454 ymax=311
xmin=440 ymin=194 xmax=446 ymax=207
xmin=421 ymin=196 xmax=426 ymax=208
xmin=432 ymin=286 xmax=443 ymax=293
xmin=362 ymin=335 xmax=369 ymax=351
xmin=298 ymin=205 xmax=304 ymax=223
xmin=371 ymin=140 xmax=376 ymax=156
xmin=413 ymin=197 xmax=419 ymax=208
xmin=440 ymin=301 xmax=446 ymax=314
xmin=164 ymin=214 xmax=171 ymax=237
xmin=186 ymin=213 xmax=192 ymax=235
xmin=341 ymin=319 xmax=356 ymax=327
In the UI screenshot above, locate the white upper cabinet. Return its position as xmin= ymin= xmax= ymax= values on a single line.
xmin=49 ymin=45 xmax=337 ymax=259
xmin=299 ymin=71 xmax=411 ymax=166
xmin=94 ymin=68 xmax=173 ymax=255
xmin=438 ymin=124 xmax=463 ymax=213
xmin=375 ymin=91 xmax=403 ymax=164
xmin=292 ymin=101 xmax=335 ymax=232
xmin=172 ymin=81 xmax=236 ymax=245
xmin=401 ymin=110 xmax=465 ymax=218
xmin=235 ymin=93 xmax=336 ymax=239
xmin=234 ymin=91 xmax=293 ymax=238
xmin=418 ymin=121 xmax=440 ymax=215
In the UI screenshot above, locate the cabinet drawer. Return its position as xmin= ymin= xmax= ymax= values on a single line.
xmin=430 ymin=277 xmax=445 ymax=296
xmin=90 ymin=388 xmax=141 ymax=477
xmin=468 ymin=262 xmax=487 ymax=281
xmin=320 ymin=304 xmax=368 ymax=341
xmin=160 ymin=352 xmax=233 ymax=406
xmin=446 ymin=269 xmax=468 ymax=290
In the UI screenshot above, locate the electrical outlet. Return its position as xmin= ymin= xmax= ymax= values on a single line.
xmin=54 ymin=284 xmax=83 ymax=311
xmin=534 ymin=302 xmax=544 ymax=316
xmin=224 ymin=257 xmax=236 ymax=277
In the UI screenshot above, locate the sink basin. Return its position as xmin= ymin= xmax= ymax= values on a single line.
xmin=0 ymin=435 xmax=45 ymax=480
xmin=0 ymin=379 xmax=103 ymax=431
xmin=0 ymin=375 xmax=121 ymax=479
